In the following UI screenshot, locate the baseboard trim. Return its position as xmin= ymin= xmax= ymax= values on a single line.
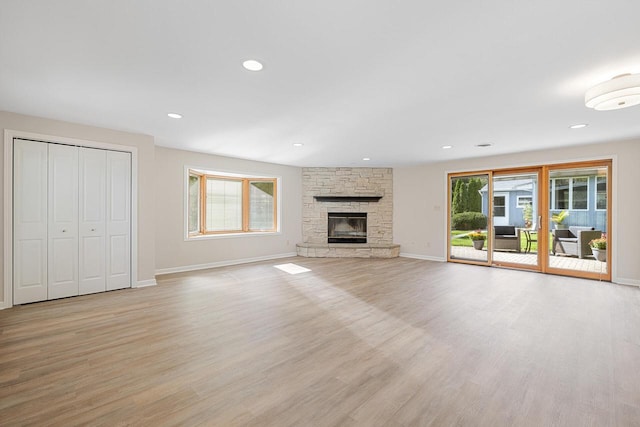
xmin=614 ymin=277 xmax=640 ymax=287
xmin=135 ymin=279 xmax=158 ymax=288
xmin=400 ymin=253 xmax=446 ymax=262
xmin=155 ymin=252 xmax=298 ymax=276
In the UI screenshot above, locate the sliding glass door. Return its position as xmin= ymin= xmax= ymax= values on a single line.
xmin=448 ymin=172 xmax=490 ymax=265
xmin=491 ymin=170 xmax=541 ymax=271
xmin=546 ymin=161 xmax=611 ymax=280
xmin=448 ymin=160 xmax=612 ymax=281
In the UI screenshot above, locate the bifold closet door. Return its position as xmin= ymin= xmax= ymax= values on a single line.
xmin=13 ymin=139 xmax=48 ymax=304
xmin=79 ymin=148 xmax=107 ymax=294
xmin=106 ymin=150 xmax=131 ymax=291
xmin=47 ymin=144 xmax=80 ymax=299
xmin=13 ymin=140 xmax=132 ymax=305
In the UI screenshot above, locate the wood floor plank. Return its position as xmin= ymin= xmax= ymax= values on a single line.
xmin=1 ymin=257 xmax=639 ymax=426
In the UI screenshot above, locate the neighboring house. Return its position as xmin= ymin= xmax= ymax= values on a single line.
xmin=479 ymin=175 xmax=607 ymax=231
xmin=480 ymin=179 xmax=535 ymax=228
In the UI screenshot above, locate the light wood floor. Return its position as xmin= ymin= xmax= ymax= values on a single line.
xmin=1 ymin=257 xmax=639 ymax=426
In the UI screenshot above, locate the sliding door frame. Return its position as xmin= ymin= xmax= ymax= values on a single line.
xmin=447 ymin=159 xmax=612 ymax=282
xmin=544 ymin=159 xmax=612 ymax=281
xmin=490 ymin=167 xmax=544 ymax=273
xmin=447 ymin=170 xmax=493 ymax=266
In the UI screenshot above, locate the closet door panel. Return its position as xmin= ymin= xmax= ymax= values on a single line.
xmin=13 ymin=139 xmax=48 ymax=304
xmin=47 ymin=144 xmax=79 ymax=299
xmin=106 ymin=151 xmax=131 ymax=290
xmin=79 ymin=148 xmax=107 ymax=294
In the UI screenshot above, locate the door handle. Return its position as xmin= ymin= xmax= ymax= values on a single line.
xmin=62 ymin=229 xmax=67 ymax=233
xmin=91 ymin=228 xmax=96 ymax=231
xmin=538 ymin=216 xmax=541 ymax=230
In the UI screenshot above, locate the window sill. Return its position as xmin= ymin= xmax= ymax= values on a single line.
xmin=185 ymin=231 xmax=281 ymax=241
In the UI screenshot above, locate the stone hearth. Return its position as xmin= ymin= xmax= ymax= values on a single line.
xmin=296 ymin=243 xmax=400 ymax=258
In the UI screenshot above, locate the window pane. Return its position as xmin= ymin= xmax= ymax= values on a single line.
xmin=517 ymin=196 xmax=532 ymax=208
xmin=554 ymin=179 xmax=569 ymax=209
xmin=493 ymin=196 xmax=505 ymax=217
xmin=205 ymin=179 xmax=242 ymax=231
xmin=571 ymin=177 xmax=588 ymax=210
xmin=249 ymin=181 xmax=274 ymax=230
xmin=596 ymin=176 xmax=607 ymax=210
xmin=188 ymin=175 xmax=200 ymax=233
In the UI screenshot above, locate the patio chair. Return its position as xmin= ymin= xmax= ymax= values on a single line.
xmin=493 ymin=225 xmax=521 ymax=252
xmin=552 ymin=226 xmax=601 ymax=259
xmin=523 ymin=222 xmax=538 ymax=254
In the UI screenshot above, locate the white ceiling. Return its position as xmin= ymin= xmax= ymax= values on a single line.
xmin=1 ymin=1 xmax=639 ymax=167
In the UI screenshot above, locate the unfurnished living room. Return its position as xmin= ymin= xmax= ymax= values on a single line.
xmin=1 ymin=1 xmax=640 ymax=426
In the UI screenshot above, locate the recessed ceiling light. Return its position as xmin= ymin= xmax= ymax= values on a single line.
xmin=442 ymin=145 xmax=453 ymax=149
xmin=293 ymin=143 xmax=304 ymax=147
xmin=167 ymin=113 xmax=182 ymax=119
xmin=242 ymin=60 xmax=263 ymax=71
xmin=569 ymin=123 xmax=588 ymax=129
xmin=362 ymin=157 xmax=371 ymax=161
xmin=475 ymin=143 xmax=492 ymax=148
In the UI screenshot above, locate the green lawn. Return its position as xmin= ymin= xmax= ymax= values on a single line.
xmin=450 ymin=230 xmax=551 ymax=252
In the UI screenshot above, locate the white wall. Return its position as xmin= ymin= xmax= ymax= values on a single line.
xmin=0 ymin=111 xmax=157 ymax=305
xmin=394 ymin=139 xmax=640 ymax=285
xmin=154 ymin=147 xmax=302 ymax=274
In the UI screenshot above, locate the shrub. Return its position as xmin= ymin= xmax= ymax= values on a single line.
xmin=467 ymin=178 xmax=483 ymax=213
xmin=452 ymin=180 xmax=468 ymax=214
xmin=451 ymin=212 xmax=487 ymax=230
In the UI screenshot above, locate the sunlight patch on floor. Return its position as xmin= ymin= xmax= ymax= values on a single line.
xmin=274 ymin=263 xmax=311 ymax=275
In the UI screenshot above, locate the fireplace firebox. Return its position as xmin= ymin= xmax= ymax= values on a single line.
xmin=328 ymin=212 xmax=367 ymax=243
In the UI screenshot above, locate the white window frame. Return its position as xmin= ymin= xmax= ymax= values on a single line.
xmin=595 ymin=176 xmax=607 ymax=211
xmin=550 ymin=177 xmax=589 ymax=211
xmin=516 ymin=195 xmax=533 ymax=208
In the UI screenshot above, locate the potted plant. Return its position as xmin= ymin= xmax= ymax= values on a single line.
xmin=468 ymin=231 xmax=487 ymax=250
xmin=589 ymin=234 xmax=607 ymax=262
xmin=551 ymin=210 xmax=569 ymax=229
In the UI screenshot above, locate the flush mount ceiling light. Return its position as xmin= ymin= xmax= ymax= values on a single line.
xmin=362 ymin=157 xmax=371 ymax=161
xmin=292 ymin=143 xmax=304 ymax=147
xmin=167 ymin=113 xmax=182 ymax=119
xmin=569 ymin=123 xmax=588 ymax=129
xmin=242 ymin=60 xmax=263 ymax=71
xmin=585 ymin=73 xmax=640 ymax=110
xmin=442 ymin=145 xmax=453 ymax=149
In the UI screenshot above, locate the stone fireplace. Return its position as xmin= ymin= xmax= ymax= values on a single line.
xmin=296 ymin=167 xmax=400 ymax=258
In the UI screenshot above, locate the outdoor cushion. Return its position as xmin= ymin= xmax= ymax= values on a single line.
xmin=494 ymin=226 xmax=517 ymax=238
xmin=493 ymin=225 xmax=520 ymax=252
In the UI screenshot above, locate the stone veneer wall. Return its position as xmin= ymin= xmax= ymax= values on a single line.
xmin=302 ymin=168 xmax=393 ymax=244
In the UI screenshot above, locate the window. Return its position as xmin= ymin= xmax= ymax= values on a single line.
xmin=550 ymin=177 xmax=589 ymax=210
xmin=188 ymin=170 xmax=278 ymax=236
xmin=596 ymin=176 xmax=607 ymax=210
xmin=493 ymin=195 xmax=506 ymax=217
xmin=517 ymin=196 xmax=532 ymax=208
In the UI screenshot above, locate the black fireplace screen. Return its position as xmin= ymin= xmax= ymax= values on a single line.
xmin=328 ymin=212 xmax=367 ymax=243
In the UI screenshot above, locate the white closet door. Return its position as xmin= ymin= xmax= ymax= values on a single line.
xmin=79 ymin=148 xmax=107 ymax=295
xmin=106 ymin=151 xmax=131 ymax=290
xmin=47 ymin=144 xmax=79 ymax=299
xmin=13 ymin=139 xmax=49 ymax=304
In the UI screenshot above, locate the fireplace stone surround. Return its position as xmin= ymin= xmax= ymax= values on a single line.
xmin=297 ymin=167 xmax=400 ymax=258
